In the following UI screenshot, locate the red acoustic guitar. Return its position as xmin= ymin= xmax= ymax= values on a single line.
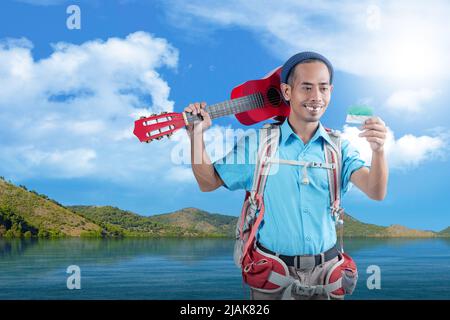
xmin=133 ymin=67 xmax=290 ymax=143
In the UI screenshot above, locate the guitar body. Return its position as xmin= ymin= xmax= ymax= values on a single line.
xmin=232 ymin=67 xmax=290 ymax=125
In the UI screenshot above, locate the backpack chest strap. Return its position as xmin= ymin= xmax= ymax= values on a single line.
xmin=263 ymin=156 xmax=336 ymax=185
xmin=263 ymin=157 xmax=336 ymax=170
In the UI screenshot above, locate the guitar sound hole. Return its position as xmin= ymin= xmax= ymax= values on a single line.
xmin=267 ymin=87 xmax=281 ymax=106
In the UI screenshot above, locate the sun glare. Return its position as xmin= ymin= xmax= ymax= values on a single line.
xmin=380 ymin=20 xmax=444 ymax=83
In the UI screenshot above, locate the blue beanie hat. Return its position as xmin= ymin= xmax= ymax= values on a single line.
xmin=281 ymin=51 xmax=334 ymax=84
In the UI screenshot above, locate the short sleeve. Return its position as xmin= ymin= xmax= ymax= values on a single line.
xmin=213 ymin=131 xmax=258 ymax=191
xmin=341 ymin=139 xmax=368 ymax=195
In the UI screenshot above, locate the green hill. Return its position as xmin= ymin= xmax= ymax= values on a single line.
xmin=341 ymin=214 xmax=438 ymax=238
xmin=0 ymin=178 xmax=103 ymax=238
xmin=438 ymin=227 xmax=450 ymax=236
xmin=69 ymin=205 xmax=233 ymax=237
xmin=70 ymin=205 xmax=443 ymax=238
xmin=148 ymin=207 xmax=236 ymax=236
xmin=339 ymin=214 xmax=386 ymax=237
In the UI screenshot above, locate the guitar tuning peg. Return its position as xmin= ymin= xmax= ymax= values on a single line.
xmin=144 ymin=140 xmax=150 ymax=143
xmin=161 ymin=111 xmax=168 ymax=114
xmin=151 ymin=113 xmax=157 ymax=116
xmin=156 ymin=136 xmax=163 ymax=140
xmin=140 ymin=116 xmax=146 ymax=119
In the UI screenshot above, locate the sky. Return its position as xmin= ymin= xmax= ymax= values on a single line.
xmin=0 ymin=0 xmax=449 ymax=231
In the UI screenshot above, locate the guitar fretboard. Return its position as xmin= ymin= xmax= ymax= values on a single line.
xmin=184 ymin=93 xmax=264 ymax=123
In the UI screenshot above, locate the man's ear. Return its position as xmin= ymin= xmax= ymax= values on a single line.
xmin=280 ymin=83 xmax=291 ymax=101
xmin=330 ymin=84 xmax=334 ymax=94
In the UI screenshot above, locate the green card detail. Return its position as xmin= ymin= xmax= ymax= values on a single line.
xmin=345 ymin=105 xmax=374 ymax=124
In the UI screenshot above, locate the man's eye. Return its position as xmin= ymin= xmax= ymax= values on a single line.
xmin=320 ymin=87 xmax=329 ymax=92
xmin=303 ymin=87 xmax=312 ymax=91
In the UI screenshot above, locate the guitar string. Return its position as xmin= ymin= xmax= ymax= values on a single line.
xmin=208 ymin=93 xmax=263 ymax=119
xmin=205 ymin=94 xmax=262 ymax=120
xmin=189 ymin=93 xmax=265 ymax=122
xmin=185 ymin=93 xmax=265 ymax=122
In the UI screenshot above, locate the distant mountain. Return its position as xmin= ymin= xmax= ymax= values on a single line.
xmin=148 ymin=207 xmax=236 ymax=236
xmin=0 ymin=177 xmax=103 ymax=237
xmin=71 ymin=205 xmax=445 ymax=238
xmin=1 ymin=177 xmax=448 ymax=239
xmin=438 ymin=227 xmax=450 ymax=236
xmin=383 ymin=224 xmax=436 ymax=238
xmin=69 ymin=205 xmax=234 ymax=237
xmin=342 ymin=215 xmax=438 ymax=238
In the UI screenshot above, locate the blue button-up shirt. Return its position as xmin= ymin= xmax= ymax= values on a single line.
xmin=213 ymin=120 xmax=367 ymax=255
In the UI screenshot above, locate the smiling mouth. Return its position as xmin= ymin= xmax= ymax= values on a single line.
xmin=303 ymin=104 xmax=324 ymax=112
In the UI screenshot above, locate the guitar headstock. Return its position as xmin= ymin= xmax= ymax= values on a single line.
xmin=133 ymin=111 xmax=186 ymax=143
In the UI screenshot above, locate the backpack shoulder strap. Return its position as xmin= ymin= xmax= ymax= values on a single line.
xmin=323 ymin=128 xmax=343 ymax=214
xmin=239 ymin=123 xmax=280 ymax=262
xmin=248 ymin=123 xmax=280 ymax=206
xmin=323 ymin=128 xmax=346 ymax=252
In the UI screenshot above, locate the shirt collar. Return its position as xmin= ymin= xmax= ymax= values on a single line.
xmin=280 ymin=119 xmax=334 ymax=147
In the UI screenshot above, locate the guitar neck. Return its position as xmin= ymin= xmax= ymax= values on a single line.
xmin=184 ymin=93 xmax=263 ymax=123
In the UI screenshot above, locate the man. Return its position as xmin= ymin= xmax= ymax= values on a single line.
xmin=184 ymin=52 xmax=388 ymax=299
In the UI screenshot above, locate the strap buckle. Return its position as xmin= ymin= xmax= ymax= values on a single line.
xmin=294 ymin=255 xmax=316 ymax=270
xmin=261 ymin=155 xmax=271 ymax=163
xmin=293 ymin=283 xmax=319 ymax=297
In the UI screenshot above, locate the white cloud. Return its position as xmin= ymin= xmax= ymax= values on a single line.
xmin=27 ymin=147 xmax=97 ymax=177
xmin=166 ymin=165 xmax=196 ymax=183
xmin=68 ymin=120 xmax=106 ymax=135
xmin=342 ymin=125 xmax=446 ymax=170
xmin=0 ymin=32 xmax=185 ymax=183
xmin=386 ymin=88 xmax=439 ymax=113
xmin=2 ymin=146 xmax=96 ymax=178
xmin=166 ymin=0 xmax=450 ymax=82
xmin=389 ymin=134 xmax=445 ymax=169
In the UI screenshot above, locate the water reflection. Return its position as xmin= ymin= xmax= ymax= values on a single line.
xmin=0 ymin=237 xmax=448 ymax=300
xmin=1 ymin=237 xmax=448 ymax=265
xmin=0 ymin=238 xmax=236 ymax=268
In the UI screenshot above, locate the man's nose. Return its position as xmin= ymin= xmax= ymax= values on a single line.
xmin=309 ymin=87 xmax=323 ymax=102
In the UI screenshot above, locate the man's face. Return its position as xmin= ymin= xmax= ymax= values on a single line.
xmin=281 ymin=61 xmax=333 ymax=123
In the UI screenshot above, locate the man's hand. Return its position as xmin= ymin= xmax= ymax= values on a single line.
xmin=352 ymin=116 xmax=389 ymax=200
xmin=184 ymin=102 xmax=212 ymax=137
xmin=358 ymin=117 xmax=387 ymax=153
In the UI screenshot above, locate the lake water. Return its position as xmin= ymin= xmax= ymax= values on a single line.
xmin=0 ymin=238 xmax=449 ymax=300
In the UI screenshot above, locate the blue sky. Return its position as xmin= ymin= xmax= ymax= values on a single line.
xmin=0 ymin=0 xmax=449 ymax=231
